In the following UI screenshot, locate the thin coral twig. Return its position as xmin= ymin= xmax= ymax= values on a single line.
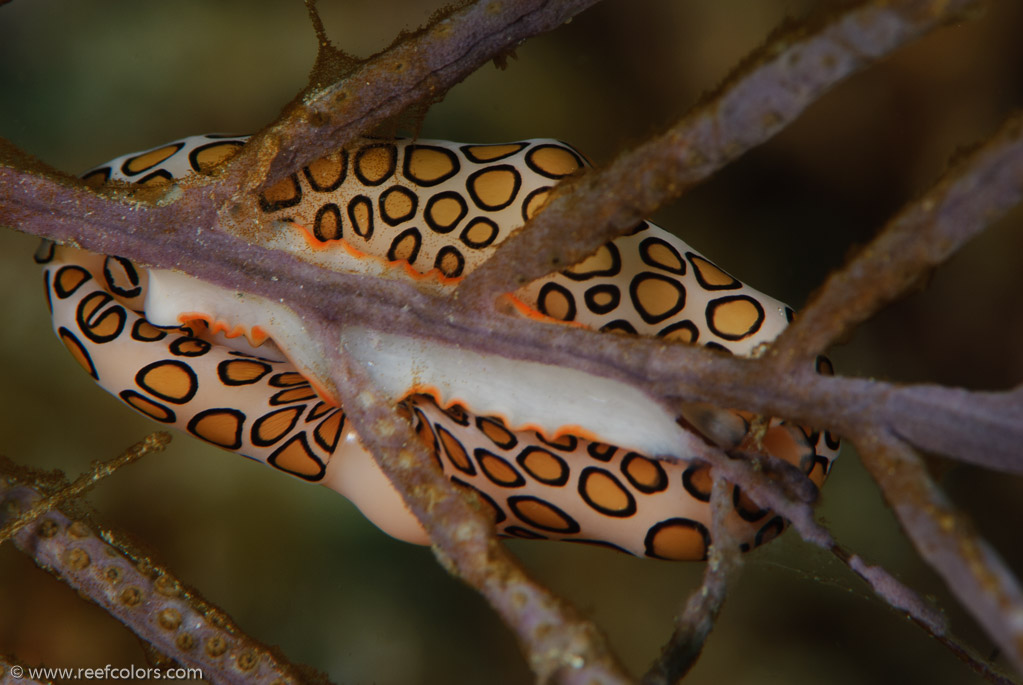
xmin=457 ymin=0 xmax=980 ymax=305
xmin=831 ymin=547 xmax=1018 ymax=685
xmin=854 ymin=434 xmax=1023 ymax=672
xmin=0 ymin=433 xmax=170 ymax=544
xmin=641 ymin=471 xmax=743 ymax=685
xmin=836 ymin=547 xmax=946 ymax=636
xmin=246 ymin=0 xmax=603 ymax=188
xmin=628 ymin=427 xmax=961 ymax=667
xmin=769 ymin=112 xmax=1023 ymax=369
xmin=0 ymin=480 xmax=324 ymax=685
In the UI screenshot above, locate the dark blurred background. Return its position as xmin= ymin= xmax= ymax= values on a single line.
xmin=1 ymin=1 xmax=1021 ymax=683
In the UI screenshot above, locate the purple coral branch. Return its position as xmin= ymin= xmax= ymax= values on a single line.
xmin=855 ymin=434 xmax=1023 ymax=674
xmin=458 ymin=0 xmax=979 ymax=304
xmin=6 ymin=160 xmax=1019 ymax=476
xmin=838 ymin=550 xmax=1017 ymax=685
xmin=0 ymin=446 xmax=320 ymax=685
xmin=312 ymin=327 xmax=631 ymax=684
xmin=641 ymin=472 xmax=743 ymax=685
xmin=244 ymin=0 xmax=602 ymax=187
xmin=1 ymin=0 xmax=1022 ymax=680
xmin=769 ymin=113 xmax=1023 ymax=368
xmin=0 ymin=433 xmax=171 ymax=544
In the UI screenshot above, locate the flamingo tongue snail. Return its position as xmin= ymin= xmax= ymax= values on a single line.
xmin=36 ymin=134 xmax=839 ymax=560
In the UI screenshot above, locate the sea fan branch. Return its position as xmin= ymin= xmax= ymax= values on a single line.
xmin=0 ymin=0 xmax=1020 ymax=680
xmin=457 ymin=0 xmax=980 ymax=304
xmin=0 ymin=467 xmax=321 ymax=684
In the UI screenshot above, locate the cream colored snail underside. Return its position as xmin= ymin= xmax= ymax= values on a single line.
xmin=37 ymin=134 xmax=839 ymax=560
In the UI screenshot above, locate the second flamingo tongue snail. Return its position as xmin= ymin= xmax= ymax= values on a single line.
xmin=37 ymin=134 xmax=839 ymax=560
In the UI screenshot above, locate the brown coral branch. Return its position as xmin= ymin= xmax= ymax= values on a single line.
xmin=838 ymin=548 xmax=947 ymax=637
xmin=4 ymin=150 xmax=1020 ymax=475
xmin=1 ymin=0 xmax=1021 ymax=680
xmin=691 ymin=446 xmax=833 ymax=550
xmin=246 ymin=0 xmax=602 ymax=187
xmin=457 ymin=0 xmax=980 ymax=305
xmin=672 ymin=443 xmax=1018 ymax=683
xmin=855 ymin=433 xmax=1023 ymax=672
xmin=879 ymin=383 xmax=1023 ymax=475
xmin=3 ymin=120 xmax=1022 ymax=678
xmin=0 ymin=433 xmax=170 ymax=544
xmin=705 ymin=371 xmax=1023 ymax=476
xmin=834 ymin=549 xmax=1017 ymax=685
xmin=10 ymin=157 xmax=1016 ymax=465
xmin=769 ymin=112 xmax=1023 ymax=368
xmin=0 ymin=481 xmax=324 ymax=685
xmin=311 ymin=325 xmax=631 ymax=685
xmin=631 ymin=428 xmax=963 ymax=670
xmin=641 ymin=471 xmax=743 ymax=685
xmin=0 ymin=1 xmax=1017 ymax=479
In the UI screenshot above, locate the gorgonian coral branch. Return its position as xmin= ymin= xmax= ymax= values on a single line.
xmin=2 ymin=0 xmax=1021 ymax=680
xmin=2 ymin=153 xmax=1019 ymax=475
xmin=641 ymin=473 xmax=742 ymax=685
xmin=313 ymin=327 xmax=631 ymax=685
xmin=854 ymin=434 xmax=1023 ymax=672
xmin=0 ymin=433 xmax=170 ymax=544
xmin=651 ymin=431 xmax=960 ymax=663
xmin=457 ymin=0 xmax=980 ymax=304
xmin=3 ymin=116 xmax=1022 ymax=678
xmin=0 ymin=480 xmax=321 ymax=685
xmin=9 ymin=146 xmax=1020 ymax=478
xmin=837 ymin=549 xmax=1017 ymax=685
xmin=245 ymin=0 xmax=603 ymax=188
xmin=769 ymin=112 xmax=1023 ymax=368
